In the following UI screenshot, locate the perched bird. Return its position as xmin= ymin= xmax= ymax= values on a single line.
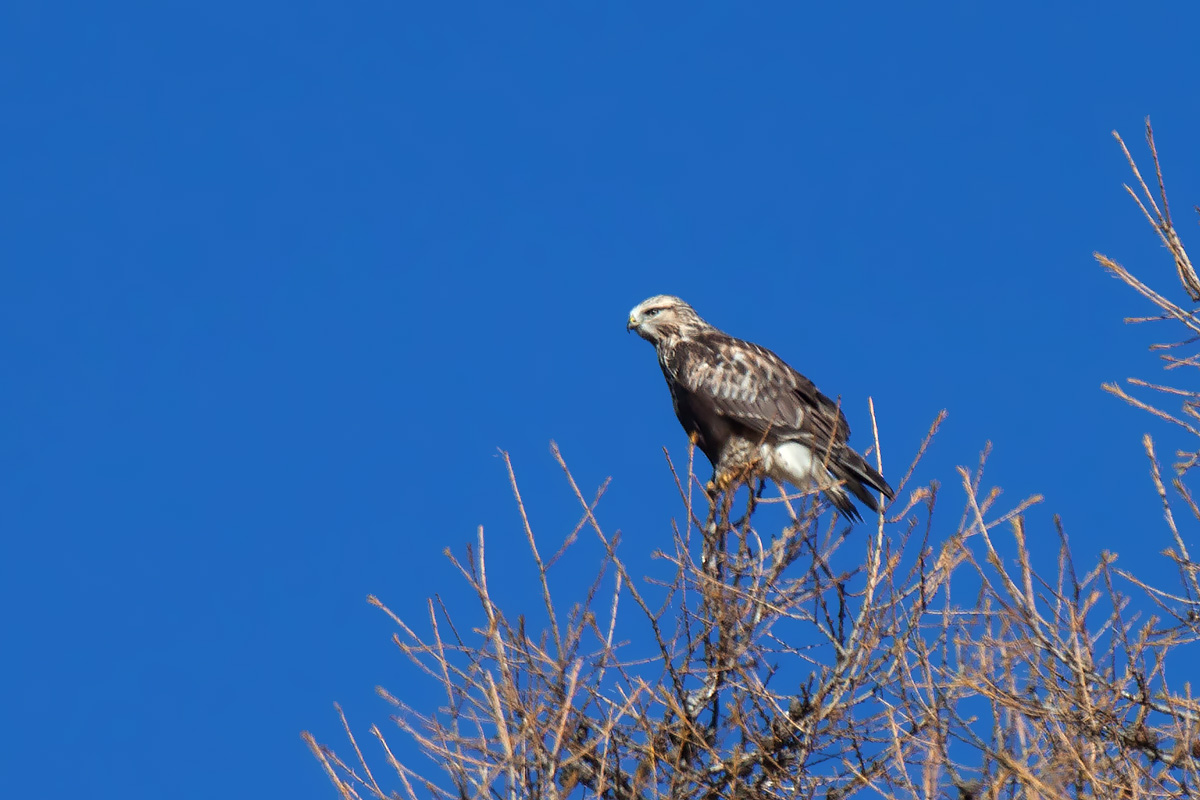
xmin=627 ymin=295 xmax=893 ymax=521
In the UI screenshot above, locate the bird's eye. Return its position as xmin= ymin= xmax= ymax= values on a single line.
xmin=646 ymin=308 xmax=662 ymax=317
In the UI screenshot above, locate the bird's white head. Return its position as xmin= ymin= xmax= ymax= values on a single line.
xmin=627 ymin=295 xmax=708 ymax=345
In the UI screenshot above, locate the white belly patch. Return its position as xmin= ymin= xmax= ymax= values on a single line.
xmin=769 ymin=441 xmax=831 ymax=489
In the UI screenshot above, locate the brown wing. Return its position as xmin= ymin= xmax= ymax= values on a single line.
xmin=664 ymin=331 xmax=851 ymax=453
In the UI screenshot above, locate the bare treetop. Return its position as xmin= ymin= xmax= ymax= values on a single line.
xmin=308 ymin=123 xmax=1200 ymax=800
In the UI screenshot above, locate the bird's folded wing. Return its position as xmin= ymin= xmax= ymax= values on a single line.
xmin=669 ymin=334 xmax=851 ymax=452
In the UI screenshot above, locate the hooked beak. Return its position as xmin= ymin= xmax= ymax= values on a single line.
xmin=626 ymin=316 xmax=639 ymax=333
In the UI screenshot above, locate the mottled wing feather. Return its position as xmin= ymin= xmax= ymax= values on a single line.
xmin=665 ymin=332 xmax=850 ymax=452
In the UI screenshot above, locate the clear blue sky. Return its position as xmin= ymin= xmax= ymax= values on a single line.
xmin=4 ymin=3 xmax=1200 ymax=797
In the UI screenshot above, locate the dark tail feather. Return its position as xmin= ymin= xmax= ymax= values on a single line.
xmin=828 ymin=447 xmax=894 ymax=522
xmin=827 ymin=487 xmax=864 ymax=523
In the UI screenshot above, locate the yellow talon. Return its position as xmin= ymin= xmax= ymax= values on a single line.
xmin=706 ymin=470 xmax=737 ymax=496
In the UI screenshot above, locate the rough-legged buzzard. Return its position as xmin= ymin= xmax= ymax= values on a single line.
xmin=628 ymin=295 xmax=894 ymax=521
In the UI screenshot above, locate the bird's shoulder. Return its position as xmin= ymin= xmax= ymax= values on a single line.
xmin=670 ymin=330 xmax=797 ymax=391
xmin=669 ymin=329 xmax=849 ymax=435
